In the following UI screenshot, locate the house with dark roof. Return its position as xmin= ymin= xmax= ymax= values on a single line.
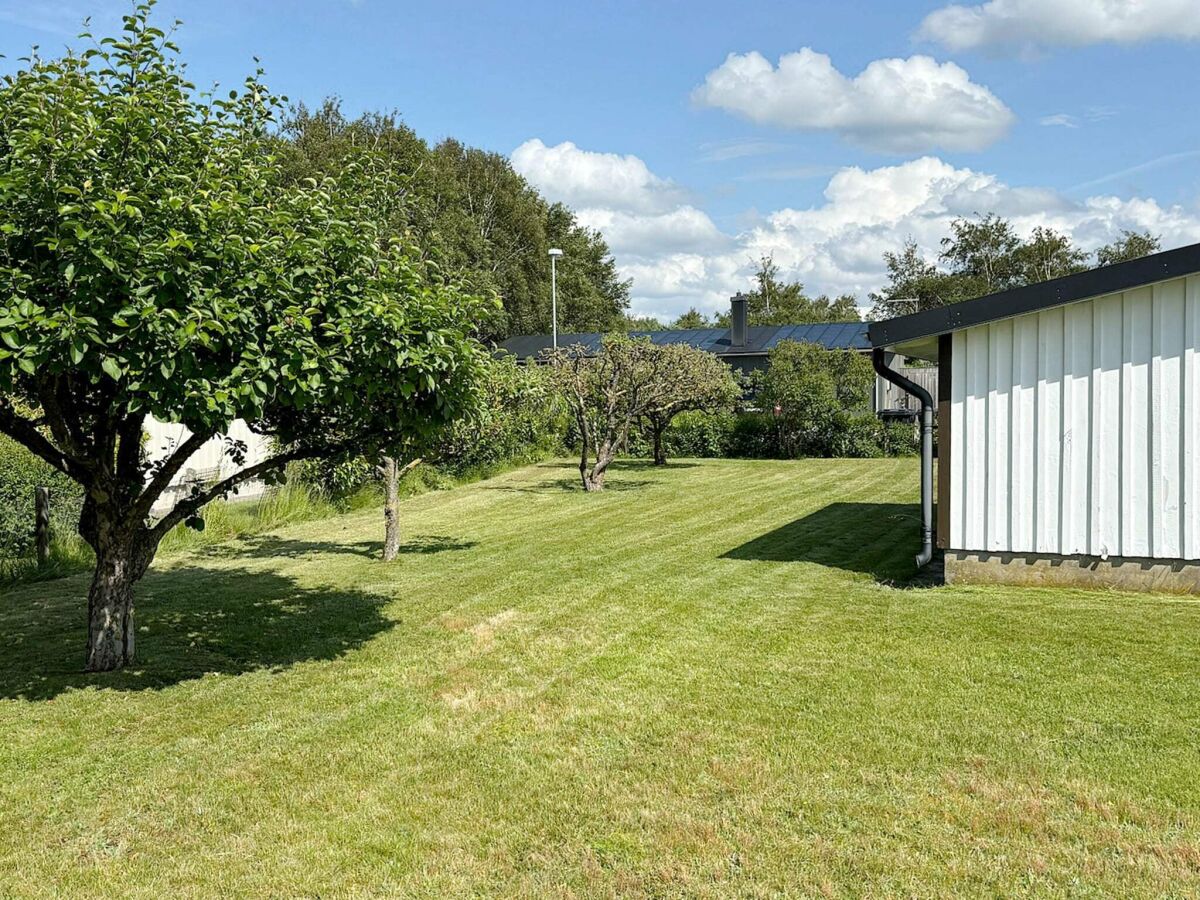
xmin=871 ymin=240 xmax=1200 ymax=593
xmin=497 ymin=295 xmax=871 ymax=376
xmin=499 ymin=294 xmax=930 ymax=413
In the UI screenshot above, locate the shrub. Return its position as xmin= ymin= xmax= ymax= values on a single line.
xmin=882 ymin=419 xmax=920 ymax=457
xmin=755 ymin=342 xmax=878 ymax=458
xmin=0 ymin=435 xmax=83 ymax=559
xmin=437 ymin=355 xmax=567 ymax=476
xmin=661 ymin=410 xmax=737 ymax=458
xmin=297 ymin=355 xmax=566 ymax=499
xmin=728 ymin=412 xmax=781 ymax=459
xmin=830 ymin=412 xmax=887 ymax=458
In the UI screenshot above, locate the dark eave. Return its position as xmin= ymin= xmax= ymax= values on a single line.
xmin=868 ymin=240 xmax=1200 ymax=354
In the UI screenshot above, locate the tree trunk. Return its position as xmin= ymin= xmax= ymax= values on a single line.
xmin=584 ymin=440 xmax=617 ymax=492
xmin=579 ymin=435 xmax=594 ymax=491
xmin=381 ymin=455 xmax=400 ymax=562
xmin=85 ymin=542 xmax=140 ymax=672
xmin=652 ymin=425 xmax=667 ymax=466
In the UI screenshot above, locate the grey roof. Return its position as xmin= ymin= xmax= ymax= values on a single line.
xmin=498 ymin=322 xmax=870 ymax=359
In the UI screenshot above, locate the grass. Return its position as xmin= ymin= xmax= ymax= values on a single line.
xmin=2 ymin=458 xmax=1200 ymax=896
xmin=0 ymin=455 xmax=538 ymax=589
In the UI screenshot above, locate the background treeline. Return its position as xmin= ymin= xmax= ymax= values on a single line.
xmin=279 ymin=100 xmax=630 ymax=343
xmin=867 ymin=216 xmax=1160 ymax=317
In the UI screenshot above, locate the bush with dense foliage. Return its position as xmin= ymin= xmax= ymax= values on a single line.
xmin=752 ymin=341 xmax=879 ymax=458
xmin=299 ymin=355 xmax=566 ymax=497
xmin=0 ymin=435 xmax=82 ymax=559
xmin=436 ymin=355 xmax=566 ymax=475
xmin=623 ymin=344 xmax=918 ymax=462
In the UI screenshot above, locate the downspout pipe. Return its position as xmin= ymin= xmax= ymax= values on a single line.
xmin=872 ymin=348 xmax=934 ymax=568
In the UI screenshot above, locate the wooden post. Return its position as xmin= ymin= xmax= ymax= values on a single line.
xmin=35 ymin=486 xmax=50 ymax=566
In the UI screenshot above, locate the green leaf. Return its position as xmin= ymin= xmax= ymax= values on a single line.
xmin=69 ymin=340 xmax=85 ymax=365
xmin=100 ymin=357 xmax=122 ymax=380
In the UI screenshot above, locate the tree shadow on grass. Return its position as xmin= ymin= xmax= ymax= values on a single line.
xmin=493 ymin=459 xmax=694 ymax=494
xmin=605 ymin=460 xmax=701 ymax=471
xmin=196 ymin=534 xmax=477 ymax=561
xmin=0 ymin=563 xmax=396 ymax=701
xmin=485 ymin=476 xmax=655 ymax=495
xmin=722 ymin=502 xmax=943 ymax=587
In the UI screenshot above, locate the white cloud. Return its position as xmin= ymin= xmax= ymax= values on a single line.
xmin=697 ymin=139 xmax=787 ymax=163
xmin=575 ymin=207 xmax=731 ymax=257
xmin=511 ymin=139 xmax=686 ymax=215
xmin=1039 ymin=113 xmax=1078 ymax=128
xmin=511 ymin=140 xmax=1200 ymax=323
xmin=692 ymin=49 xmax=1014 ymax=153
xmin=917 ymin=0 xmax=1200 ymax=52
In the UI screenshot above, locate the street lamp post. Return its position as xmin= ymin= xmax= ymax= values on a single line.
xmin=548 ymin=248 xmax=563 ymax=350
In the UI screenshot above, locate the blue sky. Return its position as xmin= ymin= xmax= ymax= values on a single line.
xmin=3 ymin=0 xmax=1199 ymax=319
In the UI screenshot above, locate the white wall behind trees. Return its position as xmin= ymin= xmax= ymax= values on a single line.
xmin=143 ymin=419 xmax=274 ymax=514
xmin=949 ymin=274 xmax=1200 ymax=560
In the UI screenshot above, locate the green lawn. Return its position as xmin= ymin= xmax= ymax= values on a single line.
xmin=2 ymin=458 xmax=1200 ymax=896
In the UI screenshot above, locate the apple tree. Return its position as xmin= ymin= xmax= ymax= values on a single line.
xmin=0 ymin=5 xmax=487 ymax=671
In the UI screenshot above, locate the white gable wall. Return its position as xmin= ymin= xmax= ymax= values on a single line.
xmin=143 ymin=418 xmax=274 ymax=515
xmin=949 ymin=274 xmax=1200 ymax=560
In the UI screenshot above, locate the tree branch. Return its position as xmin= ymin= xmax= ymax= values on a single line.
xmin=150 ymin=444 xmax=346 ymax=542
xmin=133 ymin=428 xmax=214 ymax=519
xmin=115 ymin=411 xmax=147 ymax=484
xmin=0 ymin=401 xmax=75 ymax=477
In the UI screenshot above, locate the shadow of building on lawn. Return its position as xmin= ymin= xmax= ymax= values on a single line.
xmin=0 ymin=563 xmax=397 ymax=701
xmin=722 ymin=501 xmax=941 ymax=587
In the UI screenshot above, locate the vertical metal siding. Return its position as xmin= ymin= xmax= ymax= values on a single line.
xmin=143 ymin=418 xmax=274 ymax=512
xmin=950 ymin=275 xmax=1200 ymax=560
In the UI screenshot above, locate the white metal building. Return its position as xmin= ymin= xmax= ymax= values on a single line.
xmin=870 ymin=242 xmax=1200 ymax=592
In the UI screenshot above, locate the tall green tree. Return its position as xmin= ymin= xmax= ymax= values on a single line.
xmin=1014 ymin=225 xmax=1089 ymax=285
xmin=1096 ymin=230 xmax=1162 ymax=266
xmin=0 ymin=5 xmax=486 ymax=671
xmin=281 ymin=103 xmax=629 ymax=342
xmin=869 ymin=215 xmax=1159 ymax=317
xmin=621 ymin=314 xmax=666 ymax=332
xmin=720 ymin=256 xmax=859 ymax=327
xmin=672 ymin=308 xmax=712 ymax=329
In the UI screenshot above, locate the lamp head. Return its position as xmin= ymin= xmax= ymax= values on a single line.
xmin=548 ymin=248 xmax=564 ymax=258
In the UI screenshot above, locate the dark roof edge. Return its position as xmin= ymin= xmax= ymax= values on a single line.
xmin=868 ymin=241 xmax=1200 ymax=349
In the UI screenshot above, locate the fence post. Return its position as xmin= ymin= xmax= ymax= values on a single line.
xmin=35 ymin=486 xmax=50 ymax=567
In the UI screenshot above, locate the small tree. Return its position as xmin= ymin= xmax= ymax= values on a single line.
xmin=756 ymin=341 xmax=875 ymax=457
xmin=547 ymin=336 xmax=672 ymax=491
xmin=0 ymin=6 xmax=486 ymax=670
xmin=642 ymin=345 xmax=739 ymax=466
xmin=379 ymin=454 xmax=423 ymax=562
